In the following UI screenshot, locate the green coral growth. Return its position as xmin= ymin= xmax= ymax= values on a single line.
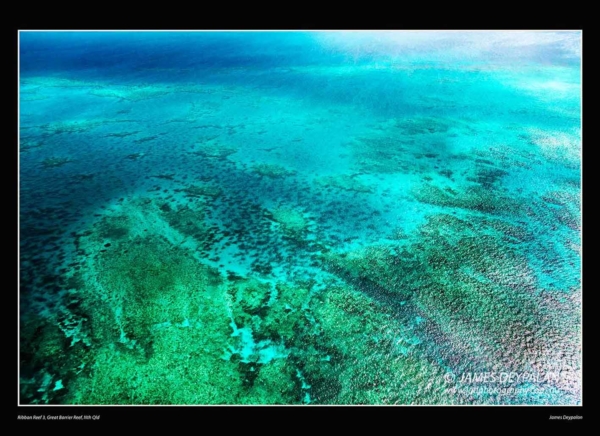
xmin=269 ymin=207 xmax=311 ymax=238
xmin=412 ymin=183 xmax=522 ymax=214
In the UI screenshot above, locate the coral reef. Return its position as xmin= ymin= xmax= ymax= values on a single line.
xmin=251 ymin=163 xmax=297 ymax=179
xmin=19 ymin=32 xmax=581 ymax=405
xmin=269 ymin=207 xmax=310 ymax=238
xmin=188 ymin=141 xmax=237 ymax=160
xmin=179 ymin=183 xmax=222 ymax=199
xmin=412 ymin=183 xmax=523 ymax=214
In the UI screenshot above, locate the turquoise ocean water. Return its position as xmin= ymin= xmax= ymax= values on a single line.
xmin=19 ymin=31 xmax=581 ymax=405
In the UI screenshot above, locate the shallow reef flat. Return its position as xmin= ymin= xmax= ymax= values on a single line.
xmin=19 ymin=31 xmax=581 ymax=405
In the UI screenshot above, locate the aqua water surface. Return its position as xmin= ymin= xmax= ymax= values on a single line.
xmin=19 ymin=31 xmax=581 ymax=405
